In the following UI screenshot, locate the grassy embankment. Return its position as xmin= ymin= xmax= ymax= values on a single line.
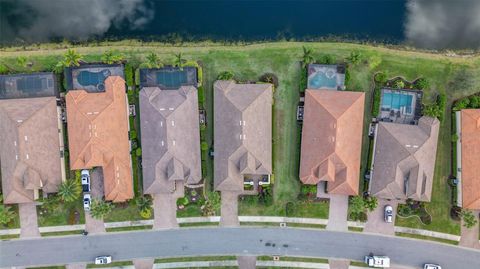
xmin=1 ymin=41 xmax=480 ymax=234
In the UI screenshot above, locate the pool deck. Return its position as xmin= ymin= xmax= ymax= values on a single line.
xmin=307 ymin=64 xmax=345 ymax=90
xmin=379 ymin=88 xmax=423 ymax=124
xmin=65 ymin=64 xmax=124 ymax=92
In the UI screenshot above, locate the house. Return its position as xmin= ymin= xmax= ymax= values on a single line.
xmin=214 ymin=81 xmax=272 ymax=192
xmin=139 ymin=86 xmax=202 ymax=194
xmin=299 ymin=89 xmax=365 ymax=195
xmin=65 ymin=76 xmax=133 ymax=202
xmin=0 ymin=73 xmax=64 ymax=204
xmin=369 ymin=116 xmax=440 ymax=201
xmin=456 ymin=109 xmax=480 ymax=209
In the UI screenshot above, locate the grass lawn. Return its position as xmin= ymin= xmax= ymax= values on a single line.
xmin=103 ymin=202 xmax=146 ymax=222
xmin=1 ymin=41 xmax=480 ymax=234
xmin=37 ymin=200 xmax=85 ymax=227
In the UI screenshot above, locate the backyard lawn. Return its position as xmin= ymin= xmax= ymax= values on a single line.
xmin=1 ymin=41 xmax=479 ymax=234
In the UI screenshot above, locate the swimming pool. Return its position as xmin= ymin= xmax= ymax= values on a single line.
xmin=382 ymin=92 xmax=413 ymax=113
xmin=308 ymin=71 xmax=338 ymax=89
xmin=77 ymin=69 xmax=111 ymax=91
xmin=156 ymin=69 xmax=188 ymax=88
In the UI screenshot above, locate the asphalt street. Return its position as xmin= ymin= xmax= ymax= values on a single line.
xmin=1 ymin=227 xmax=479 ymax=268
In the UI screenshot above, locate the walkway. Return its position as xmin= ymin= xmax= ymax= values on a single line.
xmin=220 ymin=191 xmax=240 ymax=227
xmin=364 ymin=199 xmax=398 ymax=235
xmin=18 ymin=203 xmax=40 ymax=238
xmin=459 ymin=210 xmax=480 ymax=249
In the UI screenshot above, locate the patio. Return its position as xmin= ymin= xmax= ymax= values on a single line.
xmin=378 ymin=88 xmax=423 ymax=124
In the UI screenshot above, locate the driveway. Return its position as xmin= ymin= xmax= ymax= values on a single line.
xmin=153 ymin=193 xmax=179 ymax=229
xmin=19 ymin=203 xmax=40 ymax=238
xmin=220 ymin=191 xmax=240 ymax=227
xmin=459 ymin=210 xmax=480 ymax=249
xmin=364 ymin=199 xmax=398 ymax=235
xmin=326 ymin=194 xmax=349 ymax=231
xmin=85 ymin=168 xmax=105 ymax=234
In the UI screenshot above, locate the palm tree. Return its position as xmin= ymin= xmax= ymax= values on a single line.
xmin=63 ymin=49 xmax=82 ymax=67
xmin=347 ymin=50 xmax=361 ymax=65
xmin=145 ymin=52 xmax=160 ymax=68
xmin=135 ymin=195 xmax=152 ymax=212
xmin=57 ymin=179 xmax=81 ymax=203
xmin=301 ymin=46 xmax=314 ymax=68
xmin=16 ymin=56 xmax=28 ymax=68
xmin=101 ymin=50 xmax=124 ymax=64
xmin=90 ymin=199 xmax=114 ymax=220
xmin=53 ymin=61 xmax=65 ymax=74
xmin=174 ymin=53 xmax=185 ymax=70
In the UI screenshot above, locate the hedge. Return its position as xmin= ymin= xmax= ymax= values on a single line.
xmin=124 ymin=63 xmax=134 ymax=87
xmin=197 ymin=86 xmax=205 ymax=106
xmin=184 ymin=60 xmax=202 ymax=86
xmin=372 ymin=87 xmax=381 ymax=116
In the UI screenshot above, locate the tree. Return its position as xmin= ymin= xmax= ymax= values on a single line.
xmin=63 ymin=49 xmax=82 ymax=67
xmin=53 ymin=61 xmax=65 ymax=74
xmin=461 ymin=210 xmax=478 ymax=228
xmin=145 ymin=52 xmax=160 ymax=68
xmin=347 ymin=51 xmax=361 ymax=65
xmin=16 ymin=56 xmax=28 ymax=68
xmin=101 ymin=50 xmax=124 ymax=64
xmin=174 ymin=52 xmax=185 ymax=70
xmin=0 ymin=195 xmax=16 ymax=225
xmin=364 ymin=196 xmax=378 ymax=212
xmin=89 ymin=199 xmax=114 ymax=219
xmin=202 ymin=191 xmax=221 ymax=216
xmin=301 ymin=46 xmax=314 ymax=68
xmin=135 ymin=195 xmax=152 ymax=212
xmin=57 ymin=179 xmax=81 ymax=203
xmin=217 ymin=71 xmax=235 ymax=80
xmin=415 ymin=77 xmax=430 ymax=90
xmin=374 ymin=71 xmax=388 ymax=84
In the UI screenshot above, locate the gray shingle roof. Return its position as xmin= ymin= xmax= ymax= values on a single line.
xmin=370 ymin=117 xmax=440 ymax=201
xmin=140 ymin=86 xmax=202 ymax=194
xmin=214 ymin=81 xmax=273 ymax=192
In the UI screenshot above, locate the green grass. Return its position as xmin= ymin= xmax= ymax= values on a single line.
xmin=103 ymin=201 xmax=146 ymax=222
xmin=1 ymin=41 xmax=480 ymax=234
xmin=0 ymin=204 xmax=20 ymax=229
xmin=177 ymin=203 xmax=203 ymax=218
xmin=395 ymin=232 xmax=459 ymax=245
xmin=37 ymin=200 xmax=85 ymax=227
xmin=106 ymin=225 xmax=152 ymax=232
xmin=154 ymin=256 xmax=237 ymax=263
xmin=87 ymin=261 xmax=133 ymax=268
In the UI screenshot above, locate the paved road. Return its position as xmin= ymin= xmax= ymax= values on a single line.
xmin=1 ymin=228 xmax=479 ymax=269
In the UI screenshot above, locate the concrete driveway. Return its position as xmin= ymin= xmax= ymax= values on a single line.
xmin=85 ymin=168 xmax=105 ymax=234
xmin=18 ymin=203 xmax=40 ymax=238
xmin=153 ymin=193 xmax=179 ymax=229
xmin=326 ymin=194 xmax=349 ymax=231
xmin=364 ymin=199 xmax=398 ymax=235
xmin=220 ymin=191 xmax=240 ymax=227
xmin=459 ymin=210 xmax=480 ymax=249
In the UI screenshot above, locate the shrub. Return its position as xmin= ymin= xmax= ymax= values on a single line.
xmin=451 ymin=134 xmax=459 ymax=142
xmin=135 ymin=195 xmax=152 ymax=212
xmin=217 ymin=71 xmax=235 ymax=80
xmin=349 ymin=196 xmax=365 ymax=220
xmin=469 ymin=95 xmax=480 ymax=108
xmin=347 ymin=50 xmax=361 ymax=65
xmin=57 ymin=179 xmax=81 ymax=203
xmin=344 ymin=68 xmax=351 ymax=86
xmin=201 ymin=141 xmax=209 ymax=151
xmin=374 ymin=72 xmax=388 ymax=84
xmin=372 ymin=88 xmax=381 ymax=116
xmin=129 ymin=130 xmax=137 ymax=140
xmin=259 ymin=73 xmax=279 ymax=88
xmin=140 ymin=208 xmax=152 ymax=219
xmin=135 ymin=147 xmax=142 ymax=157
xmin=197 ymin=86 xmax=205 ymax=105
xmin=398 ymin=204 xmax=413 ymax=216
xmin=415 ymin=77 xmax=430 ymax=90
xmin=0 ymin=64 xmax=9 ymax=74
xmin=124 ymin=63 xmax=134 ymax=87
xmin=300 ymin=67 xmax=307 ymax=92
xmin=101 ymin=50 xmax=124 ymax=64
xmin=461 ymin=210 xmax=478 ymax=228
xmin=393 ymin=79 xmax=405 ymax=89
xmin=0 ymin=195 xmax=16 ymax=225
xmin=423 ymin=93 xmax=447 ymax=121
xmin=364 ymin=196 xmax=378 ymax=212
xmin=318 ymin=54 xmax=335 ymax=65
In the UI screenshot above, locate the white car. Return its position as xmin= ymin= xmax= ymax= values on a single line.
xmin=83 ymin=193 xmax=91 ymax=211
xmin=81 ymin=170 xmax=91 ymax=192
xmin=384 ymin=205 xmax=393 ymax=223
xmin=94 ymin=255 xmax=112 ymax=265
xmin=365 ymin=255 xmax=390 ymax=268
xmin=424 ymin=264 xmax=442 ymax=269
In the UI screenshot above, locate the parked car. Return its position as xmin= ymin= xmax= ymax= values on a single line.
xmin=384 ymin=205 xmax=393 ymax=223
xmin=365 ymin=255 xmax=390 ymax=268
xmin=81 ymin=169 xmax=90 ymax=192
xmin=424 ymin=264 xmax=442 ymax=269
xmin=94 ymin=256 xmax=112 ymax=265
xmin=83 ymin=193 xmax=91 ymax=211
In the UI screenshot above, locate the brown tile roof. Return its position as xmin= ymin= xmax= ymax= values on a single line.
xmin=460 ymin=109 xmax=480 ymax=209
xmin=299 ymin=90 xmax=365 ymax=195
xmin=370 ymin=117 xmax=440 ymax=201
xmin=214 ymin=81 xmax=272 ymax=192
xmin=0 ymin=97 xmax=62 ymax=204
xmin=66 ymin=76 xmax=133 ymax=202
xmin=139 ymin=86 xmax=202 ymax=194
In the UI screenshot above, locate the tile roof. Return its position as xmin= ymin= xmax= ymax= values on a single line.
xmin=299 ymin=90 xmax=365 ymax=195
xmin=65 ymin=76 xmax=133 ymax=202
xmin=139 ymin=86 xmax=202 ymax=194
xmin=214 ymin=81 xmax=272 ymax=192
xmin=460 ymin=109 xmax=480 ymax=209
xmin=0 ymin=97 xmax=62 ymax=204
xmin=370 ymin=117 xmax=440 ymax=201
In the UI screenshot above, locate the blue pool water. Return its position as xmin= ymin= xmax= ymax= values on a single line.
xmin=308 ymin=72 xmax=338 ymax=89
xmin=77 ymin=69 xmax=111 ymax=90
xmin=382 ymin=92 xmax=413 ymax=112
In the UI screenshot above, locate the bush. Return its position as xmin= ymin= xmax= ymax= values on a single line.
xmin=124 ymin=63 xmax=134 ymax=87
xmin=0 ymin=64 xmax=9 ymax=74
xmin=90 ymin=199 xmax=114 ymax=219
xmin=423 ymin=93 xmax=447 ymax=121
xmin=461 ymin=210 xmax=478 ymax=228
xmin=372 ymin=88 xmax=381 ymax=116
xmin=135 ymin=68 xmax=141 ymax=86
xmin=318 ymin=54 xmax=335 ymax=65
xmin=259 ymin=73 xmax=279 ymax=88
xmin=415 ymin=77 xmax=429 ymax=90
xmin=469 ymin=95 xmax=480 ymax=108
xmin=364 ymin=196 xmax=378 ymax=212
xmin=393 ymin=79 xmax=405 ymax=89
xmin=177 ymin=197 xmax=189 ymax=207
xmin=451 ymin=134 xmax=459 ymax=142
xmin=344 ymin=68 xmax=351 ymax=86
xmin=140 ymin=208 xmax=152 ymax=219
xmin=217 ymin=71 xmax=235 ymax=80
xmin=135 ymin=147 xmax=142 ymax=157
xmin=201 ymin=141 xmax=209 ymax=151
xmin=130 ymin=130 xmax=137 ymax=140
xmin=135 ymin=195 xmax=152 ymax=212
xmin=374 ymin=72 xmax=388 ymax=84
xmin=197 ymin=86 xmax=205 ymax=105
xmin=398 ymin=204 xmax=413 ymax=216
xmin=300 ymin=67 xmax=307 ymax=92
